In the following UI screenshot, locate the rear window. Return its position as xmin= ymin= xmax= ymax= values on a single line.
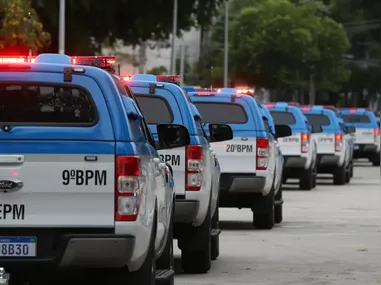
xmin=0 ymin=83 xmax=96 ymax=125
xmin=270 ymin=111 xmax=296 ymax=125
xmin=341 ymin=114 xmax=371 ymax=123
xmin=193 ymin=102 xmax=248 ymax=124
xmin=305 ymin=114 xmax=331 ymax=127
xmin=134 ymin=95 xmax=173 ymax=124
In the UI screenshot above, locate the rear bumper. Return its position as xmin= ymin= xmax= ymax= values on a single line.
xmin=174 ymin=198 xmax=199 ymax=223
xmin=283 ymin=156 xmax=307 ymax=168
xmin=218 ymin=173 xmax=268 ymax=209
xmin=353 ymin=144 xmax=379 ymax=158
xmin=0 ymin=228 xmax=135 ymax=271
xmin=317 ymin=154 xmax=341 ymax=167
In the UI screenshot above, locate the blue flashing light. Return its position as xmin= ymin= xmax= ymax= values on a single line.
xmin=275 ymin=102 xmax=289 ymax=108
xmin=35 ymin=53 xmax=72 ymax=65
xmin=131 ymin=74 xmax=157 ymax=82
xmin=183 ymin=86 xmax=196 ymax=93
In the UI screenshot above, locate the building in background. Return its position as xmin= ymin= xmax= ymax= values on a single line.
xmin=103 ymin=27 xmax=202 ymax=75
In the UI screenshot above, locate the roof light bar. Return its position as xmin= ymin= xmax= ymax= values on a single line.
xmin=71 ymin=56 xmax=116 ymax=71
xmin=156 ymin=75 xmax=181 ymax=85
xmin=0 ymin=56 xmax=36 ymax=63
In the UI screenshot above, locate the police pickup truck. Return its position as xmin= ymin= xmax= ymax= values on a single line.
xmin=0 ymin=54 xmax=188 ymax=285
xmin=301 ymin=106 xmax=353 ymax=185
xmin=266 ymin=102 xmax=317 ymax=190
xmin=188 ymin=89 xmax=291 ymax=230
xmin=125 ymin=75 xmax=233 ymax=274
xmin=338 ymin=108 xmax=380 ymax=166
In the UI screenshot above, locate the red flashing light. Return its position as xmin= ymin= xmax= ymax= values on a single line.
xmin=156 ymin=75 xmax=181 ymax=85
xmin=265 ymin=105 xmax=274 ymax=108
xmin=0 ymin=56 xmax=36 ymax=63
xmin=71 ymin=56 xmax=116 ymax=71
xmin=349 ymin=109 xmax=357 ymax=113
xmin=301 ymin=107 xmax=311 ymax=112
xmin=195 ymin=91 xmax=214 ymax=96
xmin=236 ymin=87 xmax=254 ymax=95
xmin=121 ymin=75 xmax=132 ymax=82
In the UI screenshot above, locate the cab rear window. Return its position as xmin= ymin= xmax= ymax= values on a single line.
xmin=0 ymin=83 xmax=96 ymax=125
xmin=341 ymin=114 xmax=371 ymax=123
xmin=134 ymin=95 xmax=173 ymax=124
xmin=305 ymin=114 xmax=331 ymax=127
xmin=193 ymin=102 xmax=248 ymax=124
xmin=270 ymin=111 xmax=296 ymax=125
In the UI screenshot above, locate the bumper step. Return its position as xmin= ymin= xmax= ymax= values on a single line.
xmin=211 ymin=229 xmax=221 ymax=237
xmin=0 ymin=267 xmax=10 ymax=285
xmin=155 ymin=269 xmax=174 ymax=283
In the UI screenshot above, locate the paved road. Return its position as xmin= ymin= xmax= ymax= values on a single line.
xmin=175 ymin=160 xmax=380 ymax=285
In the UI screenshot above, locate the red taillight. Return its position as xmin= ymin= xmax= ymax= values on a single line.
xmin=256 ymin=138 xmax=269 ymax=170
xmin=186 ymin=145 xmax=204 ymax=191
xmin=301 ymin=133 xmax=309 ymax=153
xmin=374 ymin=128 xmax=380 ymax=143
xmin=374 ymin=128 xmax=380 ymax=136
xmin=335 ymin=133 xmax=343 ymax=152
xmin=115 ymin=156 xmax=142 ymax=222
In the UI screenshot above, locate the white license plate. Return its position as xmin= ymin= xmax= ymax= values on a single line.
xmin=319 ymin=138 xmax=332 ymax=143
xmin=354 ymin=145 xmax=359 ymax=150
xmin=0 ymin=237 xmax=36 ymax=257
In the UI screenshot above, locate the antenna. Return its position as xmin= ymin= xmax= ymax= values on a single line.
xmin=210 ymin=66 xmax=213 ymax=91
xmin=27 ymin=12 xmax=32 ymax=62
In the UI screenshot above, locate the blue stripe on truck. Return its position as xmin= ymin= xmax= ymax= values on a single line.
xmin=0 ymin=141 xmax=116 ymax=154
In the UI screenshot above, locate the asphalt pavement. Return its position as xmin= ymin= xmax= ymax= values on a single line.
xmin=175 ymin=159 xmax=380 ymax=285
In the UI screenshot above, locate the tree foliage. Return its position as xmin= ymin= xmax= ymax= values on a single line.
xmin=0 ymin=0 xmax=50 ymax=54
xmin=227 ymin=0 xmax=350 ymax=91
xmin=30 ymin=0 xmax=224 ymax=54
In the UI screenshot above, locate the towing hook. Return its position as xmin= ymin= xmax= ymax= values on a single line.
xmin=0 ymin=267 xmax=9 ymax=285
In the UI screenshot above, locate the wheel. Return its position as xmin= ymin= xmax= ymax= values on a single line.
xmin=253 ymin=190 xmax=275 ymax=229
xmin=350 ymin=161 xmax=354 ymax=178
xmin=274 ymin=186 xmax=283 ymax=224
xmin=211 ymin=200 xmax=220 ymax=261
xmin=108 ymin=213 xmax=157 ymax=285
xmin=312 ymin=164 xmax=317 ymax=188
xmin=345 ymin=168 xmax=351 ymax=183
xmin=156 ymin=202 xmax=175 ymax=285
xmin=181 ymin=206 xmax=211 ymax=273
xmin=371 ymin=153 xmax=380 ymax=166
xmin=299 ymin=166 xmax=313 ymax=190
xmin=333 ymin=165 xmax=346 ymax=185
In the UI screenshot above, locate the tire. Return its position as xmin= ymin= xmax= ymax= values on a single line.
xmin=274 ymin=186 xmax=283 ymax=224
xmin=312 ymin=164 xmax=317 ymax=188
xmin=371 ymin=153 xmax=380 ymax=166
xmin=181 ymin=206 xmax=211 ymax=274
xmin=211 ymin=200 xmax=220 ymax=261
xmin=299 ymin=167 xmax=313 ymax=190
xmin=333 ymin=165 xmax=346 ymax=185
xmin=253 ymin=190 xmax=275 ymax=230
xmin=350 ymin=161 xmax=354 ymax=178
xmin=109 ymin=213 xmax=157 ymax=285
xmin=156 ymin=202 xmax=175 ymax=285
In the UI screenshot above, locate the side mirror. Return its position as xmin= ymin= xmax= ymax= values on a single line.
xmin=346 ymin=126 xmax=356 ymax=134
xmin=311 ymin=125 xmax=323 ymax=134
xmin=275 ymin=125 xmax=292 ymax=138
xmin=157 ymin=124 xmax=190 ymax=149
xmin=209 ymin=124 xmax=233 ymax=142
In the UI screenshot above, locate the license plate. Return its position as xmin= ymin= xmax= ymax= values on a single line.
xmin=319 ymin=138 xmax=332 ymax=143
xmin=354 ymin=145 xmax=359 ymax=150
xmin=283 ymin=138 xmax=298 ymax=143
xmin=0 ymin=237 xmax=36 ymax=257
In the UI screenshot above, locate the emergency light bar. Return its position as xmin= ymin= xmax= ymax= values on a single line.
xmin=71 ymin=56 xmax=116 ymax=71
xmin=121 ymin=75 xmax=132 ymax=82
xmin=236 ymin=87 xmax=254 ymax=95
xmin=0 ymin=56 xmax=36 ymax=63
xmin=195 ymin=91 xmax=215 ymax=96
xmin=156 ymin=75 xmax=181 ymax=85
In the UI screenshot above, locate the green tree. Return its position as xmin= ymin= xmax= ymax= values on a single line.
xmin=228 ymin=0 xmax=349 ymax=95
xmin=146 ymin=65 xmax=168 ymax=75
xmin=31 ymin=0 xmax=224 ymax=54
xmin=0 ymin=0 xmax=50 ymax=54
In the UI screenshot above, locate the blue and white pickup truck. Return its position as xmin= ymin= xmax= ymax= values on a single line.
xmin=125 ymin=75 xmax=233 ymax=274
xmin=188 ymin=89 xmax=291 ymax=230
xmin=0 ymin=54 xmax=187 ymax=285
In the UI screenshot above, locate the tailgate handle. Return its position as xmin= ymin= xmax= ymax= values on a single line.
xmin=0 ymin=155 xmax=24 ymax=164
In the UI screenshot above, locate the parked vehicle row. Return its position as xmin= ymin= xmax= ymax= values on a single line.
xmin=0 ymin=54 xmax=377 ymax=285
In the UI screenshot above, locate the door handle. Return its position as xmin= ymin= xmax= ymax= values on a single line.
xmin=0 ymin=155 xmax=24 ymax=164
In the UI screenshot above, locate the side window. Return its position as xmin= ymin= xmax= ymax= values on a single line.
xmin=128 ymin=112 xmax=147 ymax=143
